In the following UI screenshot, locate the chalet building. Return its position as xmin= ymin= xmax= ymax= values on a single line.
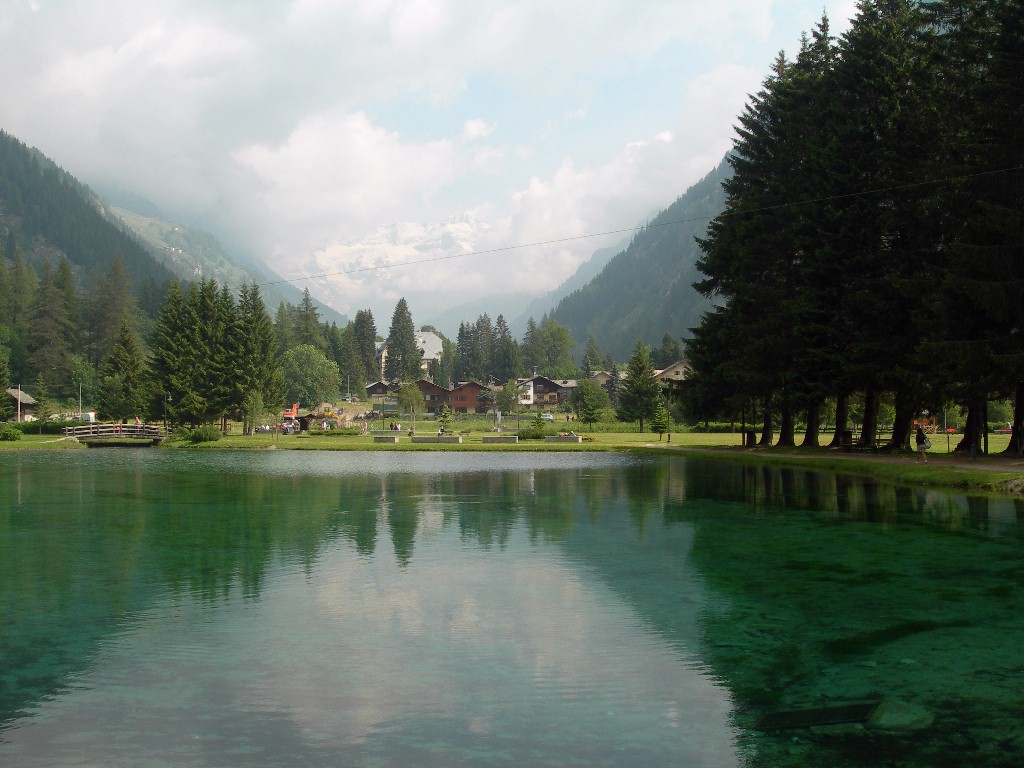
xmin=5 ymin=387 xmax=36 ymax=422
xmin=593 ymin=370 xmax=626 ymax=391
xmin=414 ymin=379 xmax=451 ymax=414
xmin=655 ymin=360 xmax=691 ymax=382
xmin=517 ymin=376 xmax=571 ymax=409
xmin=450 ymin=381 xmax=492 ymax=413
xmin=365 ymin=380 xmax=391 ymax=398
xmin=655 ymin=360 xmax=690 ymax=398
xmin=376 ymin=331 xmax=444 ymax=381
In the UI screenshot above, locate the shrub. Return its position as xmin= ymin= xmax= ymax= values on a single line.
xmin=188 ymin=425 xmax=222 ymax=444
xmin=0 ymin=424 xmax=22 ymax=441
xmin=516 ymin=425 xmax=551 ymax=440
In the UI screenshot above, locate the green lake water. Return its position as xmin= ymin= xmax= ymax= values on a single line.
xmin=0 ymin=450 xmax=1021 ymax=767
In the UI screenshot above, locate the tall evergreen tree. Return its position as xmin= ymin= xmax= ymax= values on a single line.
xmin=97 ymin=317 xmax=147 ymax=421
xmin=84 ymin=255 xmax=136 ymax=367
xmin=148 ymin=280 xmax=187 ymax=423
xmin=27 ymin=261 xmax=74 ymax=396
xmin=9 ymin=250 xmax=36 ymax=337
xmin=294 ymin=288 xmax=326 ymax=350
xmin=384 ymin=298 xmax=421 ymax=382
xmin=582 ymin=336 xmax=604 ymax=375
xmin=492 ymin=315 xmax=521 ymax=382
xmin=521 ymin=317 xmax=541 ymax=374
xmin=617 ymin=341 xmax=661 ymax=432
xmin=334 ymin=323 xmax=363 ymax=396
xmin=235 ymin=282 xmax=283 ymax=420
xmin=351 ymin=309 xmax=378 ymax=382
xmin=827 ymin=0 xmax=940 ymax=448
xmin=273 ymin=301 xmax=296 ymax=357
xmin=0 ymin=344 xmax=12 ymax=421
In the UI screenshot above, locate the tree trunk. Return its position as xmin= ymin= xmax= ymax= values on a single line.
xmin=1004 ymin=381 xmax=1024 ymax=456
xmin=829 ymin=393 xmax=849 ymax=448
xmin=802 ymin=402 xmax=821 ymax=448
xmin=954 ymin=401 xmax=984 ymax=455
xmin=777 ymin=399 xmax=796 ymax=447
xmin=888 ymin=390 xmax=914 ymax=452
xmin=859 ymin=389 xmax=878 ymax=447
xmin=759 ymin=393 xmax=773 ymax=446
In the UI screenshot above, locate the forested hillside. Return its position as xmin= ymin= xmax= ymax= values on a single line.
xmin=0 ymin=131 xmax=174 ymax=291
xmin=548 ymin=159 xmax=728 ymax=362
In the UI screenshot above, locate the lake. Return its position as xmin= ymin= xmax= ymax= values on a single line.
xmin=1 ymin=450 xmax=1021 ymax=767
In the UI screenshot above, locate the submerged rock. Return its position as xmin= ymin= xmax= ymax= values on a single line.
xmin=867 ymin=701 xmax=934 ymax=731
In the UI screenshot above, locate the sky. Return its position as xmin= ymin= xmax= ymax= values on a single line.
xmin=0 ymin=0 xmax=858 ymax=323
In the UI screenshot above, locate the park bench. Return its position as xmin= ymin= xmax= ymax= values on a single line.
xmin=411 ymin=435 xmax=463 ymax=444
xmin=482 ymin=435 xmax=518 ymax=444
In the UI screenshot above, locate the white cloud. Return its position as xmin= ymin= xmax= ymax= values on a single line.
xmin=462 ymin=119 xmax=494 ymax=141
xmin=0 ymin=0 xmax=862 ymax=323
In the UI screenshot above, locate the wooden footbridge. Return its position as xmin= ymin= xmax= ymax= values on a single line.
xmin=62 ymin=423 xmax=169 ymax=446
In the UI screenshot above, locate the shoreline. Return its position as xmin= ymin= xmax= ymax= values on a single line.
xmin=645 ymin=443 xmax=1024 ymax=497
xmin=6 ymin=431 xmax=1023 ymax=497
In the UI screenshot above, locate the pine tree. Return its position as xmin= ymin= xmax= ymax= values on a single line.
xmin=0 ymin=344 xmax=12 ymax=421
xmin=651 ymin=398 xmax=670 ymax=440
xmin=235 ymin=282 xmax=282 ymax=421
xmin=492 ymin=315 xmax=521 ymax=382
xmin=351 ymin=309 xmax=378 ymax=382
xmin=9 ymin=250 xmax=36 ymax=337
xmin=617 ymin=341 xmax=661 ymax=432
xmin=97 ymin=317 xmax=147 ymax=421
xmin=335 ymin=323 xmax=363 ymax=395
xmin=384 ymin=298 xmax=421 ymax=382
xmin=27 ymin=261 xmax=74 ymax=396
xmin=273 ymin=301 xmax=296 ymax=357
xmin=569 ymin=377 xmax=609 ymax=430
xmin=83 ymin=255 xmax=136 ymax=367
xmin=521 ymin=317 xmax=541 ymax=374
xmin=148 ymin=280 xmax=186 ymax=423
xmin=295 ymin=288 xmax=326 ymax=350
xmin=826 ymin=0 xmax=940 ymax=448
xmin=582 ymin=336 xmax=604 ymax=375
xmin=926 ymin=0 xmax=1024 ymax=453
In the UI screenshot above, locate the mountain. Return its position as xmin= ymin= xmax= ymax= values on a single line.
xmin=426 ymin=291 xmax=537 ymax=339
xmin=107 ymin=205 xmax=347 ymax=326
xmin=291 ymin=213 xmax=488 ymax=329
xmin=508 ymin=237 xmax=629 ymax=339
xmin=0 ymin=130 xmax=174 ymax=289
xmin=0 ymin=129 xmax=344 ymax=325
xmin=548 ymin=158 xmax=729 ymax=362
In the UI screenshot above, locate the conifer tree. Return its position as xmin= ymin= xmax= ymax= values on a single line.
xmin=235 ymin=282 xmax=282 ymax=421
xmin=148 ymin=280 xmax=186 ymax=423
xmin=0 ymin=344 xmax=12 ymax=421
xmin=27 ymin=261 xmax=74 ymax=396
xmin=83 ymin=255 xmax=135 ymax=367
xmin=384 ymin=298 xmax=421 ymax=383
xmin=9 ymin=250 xmax=36 ymax=337
xmin=492 ymin=315 xmax=521 ymax=382
xmin=97 ymin=317 xmax=147 ymax=421
xmin=273 ymin=301 xmax=296 ymax=357
xmin=651 ymin=398 xmax=670 ymax=440
xmin=334 ymin=323 xmax=363 ymax=395
xmin=351 ymin=309 xmax=378 ymax=382
xmin=295 ymin=288 xmax=326 ymax=350
xmin=616 ymin=341 xmax=661 ymax=432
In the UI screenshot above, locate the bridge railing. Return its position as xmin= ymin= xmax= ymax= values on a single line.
xmin=62 ymin=423 xmax=168 ymax=440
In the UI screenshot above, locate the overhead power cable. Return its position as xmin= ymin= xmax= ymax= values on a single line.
xmin=258 ymin=165 xmax=1022 ymax=289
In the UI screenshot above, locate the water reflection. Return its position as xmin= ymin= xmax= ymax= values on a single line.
xmin=1 ymin=452 xmax=1021 ymax=767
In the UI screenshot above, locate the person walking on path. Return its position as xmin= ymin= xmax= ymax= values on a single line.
xmin=915 ymin=426 xmax=930 ymax=463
